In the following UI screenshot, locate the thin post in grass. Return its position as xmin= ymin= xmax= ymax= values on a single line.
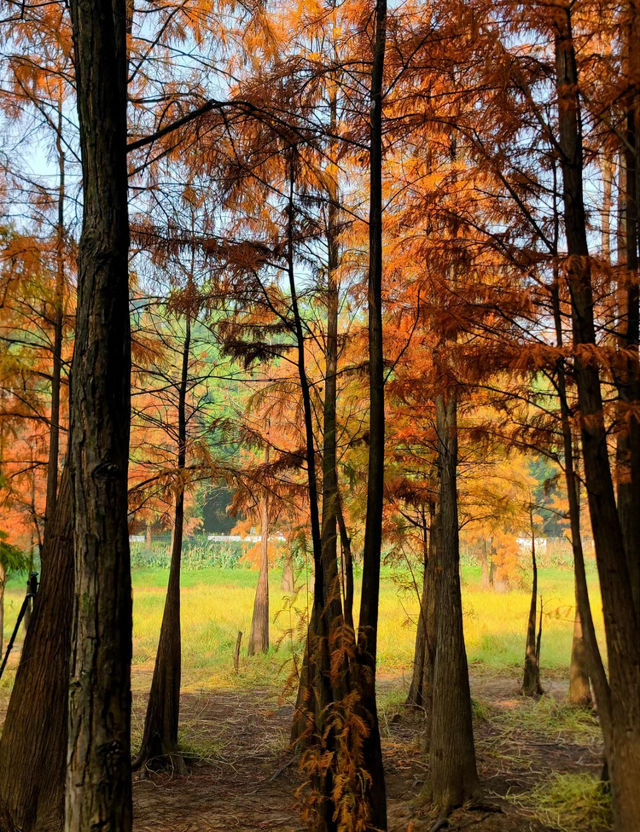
xmin=234 ymin=631 xmax=242 ymax=673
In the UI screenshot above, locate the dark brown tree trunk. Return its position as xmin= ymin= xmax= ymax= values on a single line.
xmin=428 ymin=393 xmax=479 ymax=811
xmin=135 ymin=315 xmax=191 ymax=770
xmin=0 ymin=469 xmax=73 ymax=832
xmin=569 ymin=605 xmax=592 ymax=707
xmin=421 ymin=508 xmax=439 ymax=750
xmin=45 ymin=95 xmax=66 ymax=534
xmin=249 ymin=448 xmax=270 ymax=656
xmin=319 ymin=127 xmax=344 ymax=635
xmin=336 ymin=489 xmax=354 ymax=629
xmin=615 ymin=12 xmax=640 ymax=613
xmin=287 ymin=159 xmax=335 ymax=797
xmin=407 ymin=503 xmax=439 ymax=722
xmin=522 ymin=503 xmax=543 ymax=696
xmin=0 ymin=563 xmax=4 ymax=659
xmin=407 ymin=528 xmax=429 ymax=709
xmin=555 ymin=10 xmax=640 ymax=828
xmin=65 ymin=0 xmax=133 ymax=828
xmin=353 ymin=1 xmax=388 ymax=825
xmin=285 ymin=159 xmax=323 ymax=606
xmin=551 ymin=271 xmax=607 ymax=725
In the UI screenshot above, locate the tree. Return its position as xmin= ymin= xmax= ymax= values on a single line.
xmin=428 ymin=391 xmax=480 ymax=810
xmin=522 ymin=498 xmax=543 ymax=697
xmin=248 ymin=444 xmax=271 ymax=655
xmin=65 ymin=0 xmax=133 ymax=828
xmin=134 ymin=310 xmax=191 ymax=772
xmin=553 ymin=4 xmax=640 ymax=827
xmin=0 ymin=470 xmax=73 ymax=832
xmin=352 ymin=0 xmax=388 ymax=825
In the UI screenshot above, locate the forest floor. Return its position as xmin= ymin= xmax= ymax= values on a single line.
xmin=0 ymin=564 xmax=609 ymax=830
xmin=132 ymin=668 xmax=609 ymax=832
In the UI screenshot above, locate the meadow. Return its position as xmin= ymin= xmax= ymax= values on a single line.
xmin=123 ymin=552 xmax=603 ymax=692
xmin=0 ymin=546 xmax=609 ymax=831
xmin=1 ymin=547 xmax=603 ymax=694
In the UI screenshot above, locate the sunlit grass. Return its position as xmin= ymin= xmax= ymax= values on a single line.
xmin=1 ymin=555 xmax=604 ymax=695
xmin=0 ymin=555 xmax=609 ymax=830
xmin=507 ymin=773 xmax=611 ymax=832
xmin=126 ymin=557 xmax=604 ymax=692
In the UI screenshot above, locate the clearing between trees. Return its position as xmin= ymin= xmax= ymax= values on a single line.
xmin=129 ymin=670 xmax=605 ymax=832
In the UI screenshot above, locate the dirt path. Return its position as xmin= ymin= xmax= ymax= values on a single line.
xmin=133 ymin=687 xmax=301 ymax=831
xmin=133 ymin=671 xmax=606 ymax=832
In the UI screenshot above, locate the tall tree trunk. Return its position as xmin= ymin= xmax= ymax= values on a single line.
xmin=615 ymin=8 xmax=640 ymax=613
xmin=287 ymin=162 xmax=336 ymax=832
xmin=407 ymin=525 xmax=429 ymax=708
xmin=568 ymin=605 xmax=592 ymax=707
xmin=0 ymin=470 xmax=73 ymax=832
xmin=353 ymin=0 xmax=388 ymax=826
xmin=551 ymin=270 xmax=607 ymax=722
xmin=0 ymin=563 xmax=5 ymax=661
xmin=421 ymin=507 xmax=439 ymax=751
xmin=135 ymin=315 xmax=191 ymax=770
xmin=407 ymin=503 xmax=439 ymax=725
xmin=285 ymin=158 xmax=323 ymax=615
xmin=249 ymin=447 xmax=270 ymax=656
xmin=428 ymin=393 xmax=479 ymax=811
xmin=336 ymin=488 xmax=354 ymax=629
xmin=320 ymin=107 xmax=344 ymax=635
xmin=522 ymin=503 xmax=543 ymax=696
xmin=45 ymin=94 xmax=66 ymax=534
xmin=65 ymin=0 xmax=133 ymax=828
xmin=407 ymin=505 xmax=436 ymax=709
xmin=555 ymin=9 xmax=640 ymax=828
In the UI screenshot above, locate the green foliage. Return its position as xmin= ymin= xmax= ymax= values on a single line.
xmin=129 ymin=536 xmax=252 ymax=570
xmin=0 ymin=532 xmax=29 ymax=577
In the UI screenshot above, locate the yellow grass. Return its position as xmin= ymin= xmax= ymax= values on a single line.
xmin=121 ymin=561 xmax=604 ymax=693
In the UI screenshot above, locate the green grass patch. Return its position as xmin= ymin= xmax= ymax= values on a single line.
xmin=508 ymin=772 xmax=611 ymax=832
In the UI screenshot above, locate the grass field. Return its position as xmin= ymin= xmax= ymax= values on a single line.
xmin=131 ymin=560 xmax=602 ymax=689
xmin=0 ymin=555 xmax=609 ymax=831
xmin=1 ymin=557 xmax=603 ymax=694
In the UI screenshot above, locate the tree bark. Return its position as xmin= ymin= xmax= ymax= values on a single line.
xmin=65 ymin=0 xmax=133 ymax=828
xmin=319 ymin=119 xmax=344 ymax=635
xmin=336 ymin=488 xmax=354 ymax=629
xmin=555 ymin=9 xmax=640 ymax=828
xmin=0 ymin=563 xmax=5 ymax=660
xmin=522 ymin=503 xmax=543 ymax=696
xmin=428 ymin=393 xmax=479 ymax=811
xmin=0 ymin=469 xmax=73 ymax=832
xmin=353 ymin=1 xmax=388 ymax=826
xmin=615 ymin=8 xmax=640 ymax=614
xmin=287 ymin=156 xmax=332 ymax=755
xmin=407 ymin=525 xmax=429 ymax=709
xmin=550 ymin=272 xmax=607 ymax=725
xmin=249 ymin=447 xmax=270 ymax=656
xmin=135 ymin=315 xmax=191 ymax=770
xmin=568 ymin=605 xmax=592 ymax=707
xmin=421 ymin=508 xmax=439 ymax=751
xmin=45 ymin=94 xmax=66 ymax=535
